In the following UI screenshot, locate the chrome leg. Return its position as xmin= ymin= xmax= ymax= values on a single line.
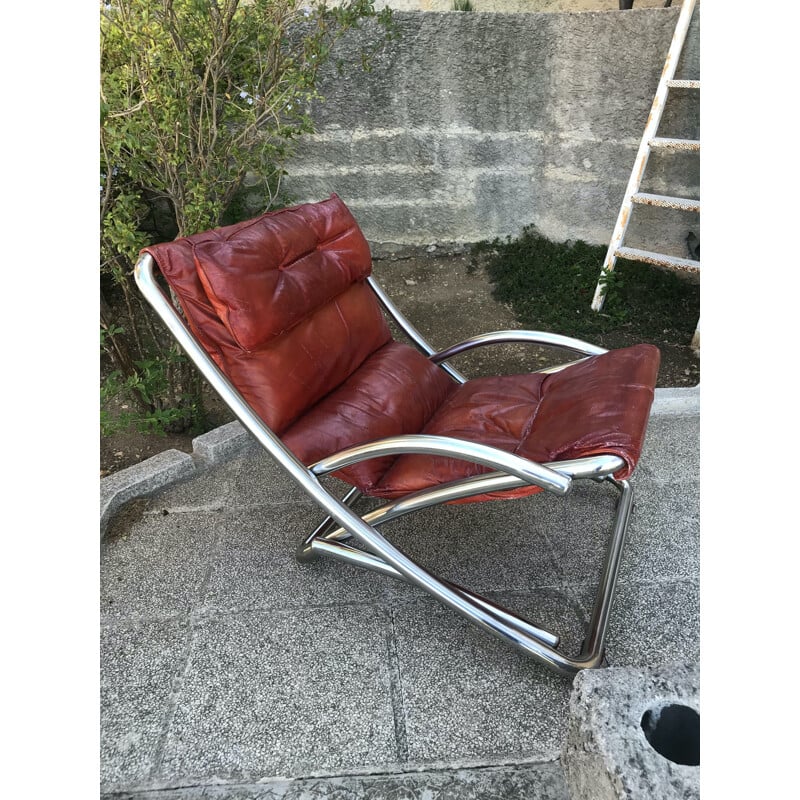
xmin=579 ymin=479 xmax=632 ymax=660
xmin=297 ymin=476 xmax=636 ymax=677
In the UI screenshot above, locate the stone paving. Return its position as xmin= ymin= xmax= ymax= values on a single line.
xmin=100 ymin=408 xmax=699 ymax=799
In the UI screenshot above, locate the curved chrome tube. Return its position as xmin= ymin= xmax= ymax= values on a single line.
xmin=310 ymin=434 xmax=572 ymax=496
xmin=366 ymin=276 xmax=467 ymax=384
xmin=134 ymin=255 xmax=311 ymax=475
xmin=429 ymin=330 xmax=607 ymax=365
xmin=579 ymin=478 xmax=632 ymax=661
xmin=312 ymin=455 xmax=625 ymax=545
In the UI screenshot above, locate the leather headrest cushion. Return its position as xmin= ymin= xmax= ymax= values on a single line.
xmin=191 ymin=194 xmax=372 ymax=352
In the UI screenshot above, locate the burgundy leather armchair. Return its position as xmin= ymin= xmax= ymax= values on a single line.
xmin=136 ymin=194 xmax=660 ymax=676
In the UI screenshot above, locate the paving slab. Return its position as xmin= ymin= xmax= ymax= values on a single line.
xmin=155 ymin=607 xmax=398 ymax=785
xmin=100 ymin=619 xmax=192 ymax=789
xmin=101 ymin=506 xmax=221 ymax=620
xmin=602 ymin=579 xmax=700 ymax=668
xmin=540 ymin=479 xmax=699 ymax=590
xmin=635 ymin=413 xmax=700 ymax=484
xmin=391 ymin=590 xmax=587 ymax=764
xmin=617 ymin=481 xmax=700 ymax=583
xmin=382 ymin=495 xmax=565 ymax=595
xmin=200 ymin=504 xmax=408 ymax=612
xmin=101 ymin=683 xmax=175 ymax=789
xmin=101 ymin=618 xmax=190 ymax=687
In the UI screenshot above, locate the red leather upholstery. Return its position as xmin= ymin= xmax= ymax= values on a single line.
xmin=373 ymin=344 xmax=660 ymax=501
xmin=144 ymin=195 xmax=393 ymax=433
xmin=282 ymin=340 xmax=457 ymax=491
xmin=143 ymin=194 xmax=660 ymax=502
xmin=192 ymin=206 xmax=373 ymax=351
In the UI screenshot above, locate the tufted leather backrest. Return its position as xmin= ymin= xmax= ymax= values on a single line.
xmin=143 ymin=194 xmax=393 ymax=433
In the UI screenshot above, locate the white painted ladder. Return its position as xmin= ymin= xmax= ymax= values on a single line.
xmin=591 ymin=0 xmax=699 ymax=316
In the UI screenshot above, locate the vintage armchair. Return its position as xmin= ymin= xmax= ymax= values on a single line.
xmin=135 ymin=194 xmax=660 ymax=676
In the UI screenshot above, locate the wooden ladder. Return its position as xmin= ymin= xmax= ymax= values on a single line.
xmin=591 ymin=0 xmax=699 ymax=342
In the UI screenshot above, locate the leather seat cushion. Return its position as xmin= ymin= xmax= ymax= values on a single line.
xmin=281 ymin=340 xmax=458 ymax=491
xmin=370 ymin=344 xmax=661 ymax=501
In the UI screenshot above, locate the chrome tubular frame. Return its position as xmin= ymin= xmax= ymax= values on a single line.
xmin=136 ymin=253 xmax=638 ymax=677
xmin=429 ymin=330 xmax=607 ymax=376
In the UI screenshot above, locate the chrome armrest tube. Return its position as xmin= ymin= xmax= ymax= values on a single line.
xmin=429 ymin=330 xmax=607 ymax=365
xmin=310 ymin=434 xmax=572 ymax=496
xmin=319 ymin=455 xmax=624 ymax=543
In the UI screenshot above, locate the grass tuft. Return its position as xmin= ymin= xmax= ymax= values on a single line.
xmin=472 ymin=227 xmax=700 ymax=346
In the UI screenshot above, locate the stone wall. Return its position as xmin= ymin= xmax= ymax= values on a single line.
xmin=282 ymin=7 xmax=700 ymax=253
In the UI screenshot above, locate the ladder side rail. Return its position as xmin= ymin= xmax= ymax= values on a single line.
xmin=591 ymin=0 xmax=697 ymax=312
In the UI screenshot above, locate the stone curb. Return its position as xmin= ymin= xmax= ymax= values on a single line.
xmin=99 ymin=386 xmax=700 ymax=538
xmin=650 ymin=385 xmax=700 ymax=416
xmin=100 ymin=421 xmax=254 ymax=539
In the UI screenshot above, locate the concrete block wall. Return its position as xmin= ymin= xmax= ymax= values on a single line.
xmin=282 ymin=7 xmax=699 ymax=253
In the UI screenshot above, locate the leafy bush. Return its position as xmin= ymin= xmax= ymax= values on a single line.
xmin=100 ymin=0 xmax=394 ymax=434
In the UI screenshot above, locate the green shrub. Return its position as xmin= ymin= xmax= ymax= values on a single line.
xmin=100 ymin=0 xmax=395 ymax=434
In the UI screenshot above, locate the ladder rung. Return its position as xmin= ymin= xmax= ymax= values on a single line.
xmin=631 ymin=192 xmax=700 ymax=212
xmin=615 ymin=247 xmax=700 ymax=273
xmin=649 ymin=137 xmax=700 ymax=151
xmin=666 ymin=79 xmax=700 ymax=89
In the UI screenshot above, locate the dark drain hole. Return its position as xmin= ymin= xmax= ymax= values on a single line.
xmin=640 ymin=703 xmax=700 ymax=766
